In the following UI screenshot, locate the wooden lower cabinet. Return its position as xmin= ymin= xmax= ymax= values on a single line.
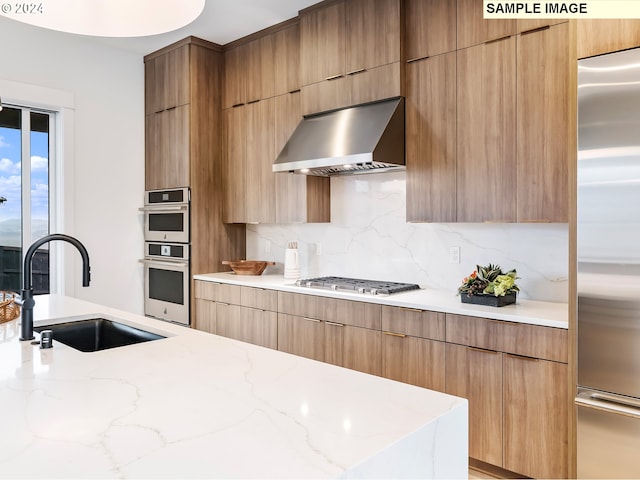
xmin=383 ymin=333 xmax=445 ymax=391
xmin=277 ymin=313 xmax=325 ymax=362
xmin=343 ymin=325 xmax=381 ymax=376
xmin=216 ymin=303 xmax=277 ymax=349
xmin=194 ymin=298 xmax=216 ymax=334
xmin=445 ymin=344 xmax=503 ymax=467
xmin=503 ymin=354 xmax=568 ymax=479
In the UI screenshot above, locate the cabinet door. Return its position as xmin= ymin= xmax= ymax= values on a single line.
xmin=516 ymin=24 xmax=569 ymax=222
xmin=343 ymin=325 xmax=382 ymax=376
xmin=405 ymin=0 xmax=456 ymax=60
xmin=215 ymin=302 xmax=243 ymax=340
xmin=325 ymin=321 xmax=344 ymax=367
xmin=345 ymin=0 xmax=400 ymax=73
xmin=299 ymin=1 xmax=345 ymax=85
xmin=300 ymin=76 xmax=351 ymax=115
xmin=457 ymin=37 xmax=516 ymax=222
xmin=216 ymin=303 xmax=276 ymax=349
xmin=245 ymin=98 xmax=276 ymax=223
xmin=577 ymin=19 xmax=640 ymax=59
xmin=350 ymin=62 xmax=402 ymax=107
xmin=457 ymin=0 xmax=515 ymax=49
xmin=406 ymin=53 xmax=457 ymax=222
xmin=223 ymin=43 xmax=249 ymax=108
xmin=277 ymin=314 xmax=325 ymax=362
xmin=503 ymin=355 xmax=568 ymax=479
xmin=383 ymin=333 xmax=445 ymax=391
xmin=145 ymin=45 xmax=190 ymax=114
xmin=246 ymin=36 xmax=275 ymax=103
xmin=446 ymin=344 xmax=503 ymax=467
xmin=145 ymin=105 xmax=190 ymax=190
xmin=223 ymin=106 xmax=246 ymax=223
xmin=195 ymin=298 xmax=216 ymax=334
xmin=274 ymin=23 xmax=300 ymax=96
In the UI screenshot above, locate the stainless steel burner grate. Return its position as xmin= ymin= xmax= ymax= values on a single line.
xmin=295 ymin=276 xmax=420 ymax=295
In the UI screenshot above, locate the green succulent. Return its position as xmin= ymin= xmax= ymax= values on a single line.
xmin=458 ymin=264 xmax=520 ymax=297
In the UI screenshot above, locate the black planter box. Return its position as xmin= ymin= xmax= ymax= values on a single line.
xmin=460 ymin=292 xmax=516 ymax=307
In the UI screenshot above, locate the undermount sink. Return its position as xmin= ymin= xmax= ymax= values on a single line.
xmin=34 ymin=318 xmax=166 ymax=352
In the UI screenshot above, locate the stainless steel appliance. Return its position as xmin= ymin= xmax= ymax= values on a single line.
xmin=272 ymin=97 xmax=405 ymax=176
xmin=295 ymin=276 xmax=420 ymax=295
xmin=141 ymin=187 xmax=190 ymax=244
xmin=140 ymin=241 xmax=190 ymax=326
xmin=577 ymin=47 xmax=640 ymax=478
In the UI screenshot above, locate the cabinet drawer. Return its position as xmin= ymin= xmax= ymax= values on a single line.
xmin=194 ymin=280 xmax=216 ymax=301
xmin=446 ymin=314 xmax=568 ymax=363
xmin=216 ymin=283 xmax=242 ymax=305
xmin=278 ymin=291 xmax=330 ymax=319
xmin=381 ymin=305 xmax=445 ymax=341
xmin=329 ymin=299 xmax=381 ymax=330
xmin=241 ymin=286 xmax=277 ymax=311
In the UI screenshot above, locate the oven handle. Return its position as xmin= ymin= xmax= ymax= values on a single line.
xmin=139 ymin=204 xmax=188 ymax=212
xmin=139 ymin=258 xmax=189 ymax=267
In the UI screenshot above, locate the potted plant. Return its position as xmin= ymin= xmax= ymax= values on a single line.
xmin=457 ymin=264 xmax=519 ymax=307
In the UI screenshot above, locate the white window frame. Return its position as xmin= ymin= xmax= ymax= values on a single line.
xmin=0 ymin=78 xmax=75 ymax=295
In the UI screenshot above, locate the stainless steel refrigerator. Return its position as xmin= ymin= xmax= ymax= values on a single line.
xmin=577 ymin=46 xmax=640 ymax=478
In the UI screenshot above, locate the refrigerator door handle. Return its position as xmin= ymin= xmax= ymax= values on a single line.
xmin=576 ymin=390 xmax=640 ymax=418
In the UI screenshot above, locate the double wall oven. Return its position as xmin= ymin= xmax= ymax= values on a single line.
xmin=140 ymin=187 xmax=190 ymax=326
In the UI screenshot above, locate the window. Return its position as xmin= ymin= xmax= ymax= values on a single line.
xmin=0 ymin=105 xmax=53 ymax=294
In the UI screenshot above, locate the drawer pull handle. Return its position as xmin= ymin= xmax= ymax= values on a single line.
xmin=325 ymin=321 xmax=344 ymax=327
xmin=303 ymin=317 xmax=321 ymax=323
xmin=383 ymin=331 xmax=407 ymax=338
xmin=505 ymin=353 xmax=539 ymax=362
xmin=346 ymin=68 xmax=366 ymax=76
xmin=325 ymin=74 xmax=344 ymax=81
xmin=468 ymin=346 xmax=499 ymax=354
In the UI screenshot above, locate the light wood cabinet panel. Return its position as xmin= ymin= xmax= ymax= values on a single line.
xmin=325 ymin=321 xmax=344 ymax=367
xmin=446 ymin=314 xmax=504 ymax=352
xmin=223 ymin=106 xmax=247 ymax=223
xmin=245 ymin=98 xmax=276 ymax=223
xmin=216 ymin=303 xmax=277 ymax=349
xmin=577 ymin=19 xmax=640 ymax=59
xmin=194 ymin=280 xmax=217 ymax=301
xmin=300 ymin=1 xmax=346 ymax=86
xmin=277 ymin=313 xmax=325 ymax=362
xmin=274 ymin=92 xmax=330 ymax=224
xmin=343 ymin=325 xmax=381 ymax=376
xmin=446 ymin=344 xmax=503 ymax=466
xmin=457 ymin=0 xmax=515 ymax=49
xmin=301 ymin=76 xmax=351 ymax=115
xmin=516 ymin=23 xmax=569 ymax=222
xmin=145 ymin=44 xmax=190 ymax=114
xmin=195 ymin=298 xmax=216 ymax=334
xmin=405 ymin=0 xmax=456 ymax=60
xmin=145 ymin=105 xmax=190 ymax=190
xmin=503 ymin=355 xmax=568 ymax=479
xmin=240 ymin=286 xmax=277 ymax=312
xmin=215 ymin=282 xmax=242 ymax=305
xmin=345 ymin=0 xmax=400 ymax=72
xmin=223 ymin=43 xmax=249 ymax=108
xmin=278 ymin=291 xmax=330 ymax=319
xmin=246 ymin=36 xmax=275 ymax=103
xmin=406 ymin=53 xmax=457 ymax=222
xmin=383 ymin=333 xmax=445 ymax=391
xmin=274 ymin=23 xmax=301 ymax=95
xmin=349 ymin=62 xmax=402 ymax=107
xmin=456 ymin=38 xmax=517 ymax=222
xmin=329 ymin=299 xmax=381 ymax=330
xmin=381 ymin=306 xmax=445 ymax=341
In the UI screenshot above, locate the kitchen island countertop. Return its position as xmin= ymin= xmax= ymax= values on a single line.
xmin=195 ymin=272 xmax=568 ymax=329
xmin=0 ymin=295 xmax=467 ymax=479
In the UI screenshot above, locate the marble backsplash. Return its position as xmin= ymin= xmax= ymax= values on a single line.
xmin=246 ymin=171 xmax=569 ymax=303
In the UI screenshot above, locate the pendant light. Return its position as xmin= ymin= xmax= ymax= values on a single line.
xmin=0 ymin=0 xmax=205 ymax=37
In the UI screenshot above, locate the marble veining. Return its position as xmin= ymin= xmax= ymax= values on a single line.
xmin=247 ymin=171 xmax=569 ymax=302
xmin=0 ymin=296 xmax=468 ymax=479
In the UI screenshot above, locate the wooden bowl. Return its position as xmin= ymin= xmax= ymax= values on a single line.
xmin=222 ymin=260 xmax=275 ymax=276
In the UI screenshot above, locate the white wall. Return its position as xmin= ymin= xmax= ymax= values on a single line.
xmin=248 ymin=172 xmax=569 ymax=303
xmin=0 ymin=19 xmax=145 ymax=313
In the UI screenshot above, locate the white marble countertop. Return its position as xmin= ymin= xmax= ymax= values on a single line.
xmin=194 ymin=273 xmax=569 ymax=329
xmin=0 ymin=295 xmax=467 ymax=479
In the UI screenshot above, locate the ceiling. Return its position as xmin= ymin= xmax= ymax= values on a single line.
xmin=6 ymin=0 xmax=321 ymax=56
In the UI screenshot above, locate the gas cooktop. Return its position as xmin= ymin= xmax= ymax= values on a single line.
xmin=295 ymin=276 xmax=421 ymax=296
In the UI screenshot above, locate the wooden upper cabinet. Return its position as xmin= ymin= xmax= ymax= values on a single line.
xmin=516 ymin=23 xmax=569 ymax=222
xmin=577 ymin=19 xmax=640 ymax=59
xmin=405 ymin=0 xmax=456 ymax=60
xmin=223 ymin=106 xmax=247 ymax=223
xmin=406 ymin=53 xmax=457 ymax=222
xmin=300 ymin=1 xmax=346 ymax=85
xmin=274 ymin=23 xmax=301 ymax=95
xmin=223 ymin=43 xmax=249 ymax=108
xmin=246 ymin=36 xmax=275 ymax=103
xmin=345 ymin=0 xmax=401 ymax=72
xmin=145 ymin=44 xmax=190 ymax=114
xmin=457 ymin=0 xmax=515 ymax=49
xmin=456 ymin=37 xmax=517 ymax=222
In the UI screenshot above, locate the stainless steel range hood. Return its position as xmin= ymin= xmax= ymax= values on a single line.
xmin=273 ymin=97 xmax=405 ymax=176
